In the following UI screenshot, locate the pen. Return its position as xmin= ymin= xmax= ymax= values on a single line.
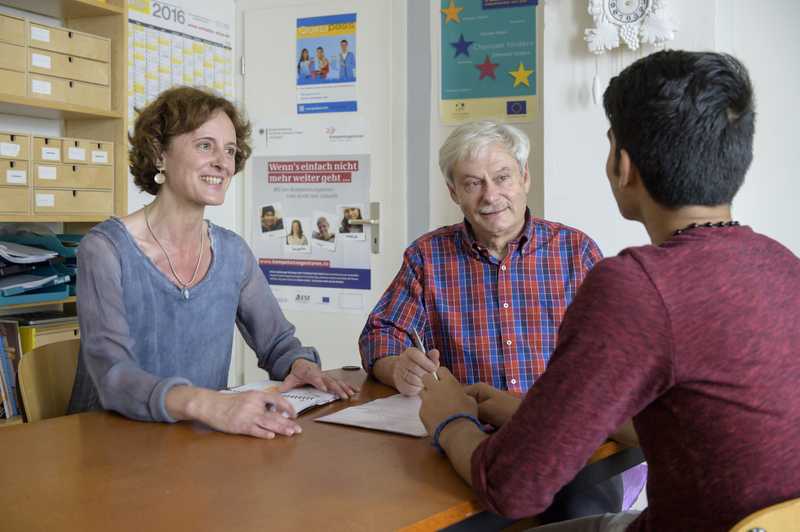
xmin=412 ymin=328 xmax=439 ymax=381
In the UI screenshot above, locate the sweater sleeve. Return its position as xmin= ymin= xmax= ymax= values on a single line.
xmin=76 ymin=231 xmax=190 ymax=423
xmin=470 ymin=255 xmax=675 ymax=518
xmin=236 ymin=251 xmax=319 ymax=379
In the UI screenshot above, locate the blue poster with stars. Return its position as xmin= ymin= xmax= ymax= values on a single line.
xmin=440 ymin=0 xmax=536 ymax=124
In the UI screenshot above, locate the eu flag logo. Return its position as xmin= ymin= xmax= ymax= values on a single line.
xmin=507 ymin=100 xmax=526 ymax=115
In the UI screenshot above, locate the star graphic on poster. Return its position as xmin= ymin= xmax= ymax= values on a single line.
xmin=509 ymin=62 xmax=534 ymax=87
xmin=475 ymin=55 xmax=499 ymax=80
xmin=450 ymin=34 xmax=474 ymax=57
xmin=441 ymin=0 xmax=463 ymax=24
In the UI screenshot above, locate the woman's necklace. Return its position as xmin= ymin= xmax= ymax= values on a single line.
xmin=144 ymin=204 xmax=205 ymax=299
xmin=672 ymin=220 xmax=740 ymax=236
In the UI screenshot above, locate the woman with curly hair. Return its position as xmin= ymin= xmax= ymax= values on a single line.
xmin=68 ymin=87 xmax=355 ymax=438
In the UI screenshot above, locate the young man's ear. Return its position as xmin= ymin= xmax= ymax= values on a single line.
xmin=617 ymin=148 xmax=639 ymax=189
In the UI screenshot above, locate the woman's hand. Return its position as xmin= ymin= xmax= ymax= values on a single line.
xmin=208 ymin=390 xmax=302 ymax=439
xmin=280 ymin=358 xmax=359 ymax=399
xmin=463 ymin=382 xmax=521 ymax=428
xmin=170 ymin=386 xmax=302 ymax=439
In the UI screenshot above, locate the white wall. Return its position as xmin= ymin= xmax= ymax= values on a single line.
xmin=426 ymin=0 xmax=544 ymax=231
xmin=541 ymin=0 xmax=800 ymax=256
xmin=128 ymin=0 xmax=241 ymax=233
xmin=233 ymin=0 xmax=409 ymax=381
xmin=417 ymin=0 xmax=800 ymax=257
xmin=713 ymin=0 xmax=800 ymax=257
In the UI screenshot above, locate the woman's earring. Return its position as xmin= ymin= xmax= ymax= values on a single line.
xmin=154 ymin=168 xmax=166 ymax=184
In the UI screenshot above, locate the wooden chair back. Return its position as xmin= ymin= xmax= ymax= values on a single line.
xmin=18 ymin=339 xmax=80 ymax=422
xmin=730 ymin=497 xmax=800 ymax=532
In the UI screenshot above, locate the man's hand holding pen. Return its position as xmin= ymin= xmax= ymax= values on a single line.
xmin=391 ymin=328 xmax=440 ymax=396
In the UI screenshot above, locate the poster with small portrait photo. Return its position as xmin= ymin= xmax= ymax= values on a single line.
xmin=260 ymin=203 xmax=286 ymax=239
xmin=337 ymin=204 xmax=366 ymax=241
xmin=311 ymin=211 xmax=337 ymax=251
xmin=284 ymin=216 xmax=312 ymax=253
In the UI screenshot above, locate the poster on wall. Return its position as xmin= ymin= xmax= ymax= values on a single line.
xmin=251 ymin=155 xmax=371 ymax=314
xmin=128 ymin=0 xmax=235 ymax=127
xmin=440 ymin=0 xmax=537 ymax=124
xmin=296 ymin=13 xmax=358 ymax=114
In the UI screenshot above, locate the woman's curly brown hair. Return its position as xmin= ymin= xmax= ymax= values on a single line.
xmin=129 ymin=86 xmax=252 ymax=195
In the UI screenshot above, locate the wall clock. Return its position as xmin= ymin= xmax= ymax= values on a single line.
xmin=585 ymin=0 xmax=677 ymax=54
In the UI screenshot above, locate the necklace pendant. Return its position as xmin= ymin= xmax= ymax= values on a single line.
xmin=183 ymin=288 xmax=189 ymax=299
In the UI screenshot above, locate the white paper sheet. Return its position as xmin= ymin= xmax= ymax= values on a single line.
xmin=0 ymin=142 xmax=20 ymax=157
xmin=41 ymin=147 xmax=60 ymax=161
xmin=38 ymin=166 xmax=57 ymax=180
xmin=67 ymin=147 xmax=86 ymax=161
xmin=30 ymin=27 xmax=50 ymax=43
xmin=31 ymin=53 xmax=52 ymax=69
xmin=31 ymin=79 xmax=52 ymax=96
xmin=0 ymin=241 xmax=58 ymax=264
xmin=315 ymin=394 xmax=427 ymax=437
xmin=6 ymin=169 xmax=26 ymax=184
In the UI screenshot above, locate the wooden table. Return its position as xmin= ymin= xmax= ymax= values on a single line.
xmin=0 ymin=369 xmax=642 ymax=531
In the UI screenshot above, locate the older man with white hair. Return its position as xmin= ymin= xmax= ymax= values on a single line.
xmin=359 ymin=121 xmax=627 ymax=521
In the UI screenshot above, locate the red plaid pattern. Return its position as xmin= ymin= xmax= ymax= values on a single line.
xmin=359 ymin=211 xmax=602 ymax=393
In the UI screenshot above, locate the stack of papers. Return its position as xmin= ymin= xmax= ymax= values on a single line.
xmin=0 ymin=241 xmax=58 ymax=264
xmin=0 ymin=242 xmax=68 ymax=302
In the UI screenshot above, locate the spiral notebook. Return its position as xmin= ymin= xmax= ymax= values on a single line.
xmin=225 ymin=379 xmax=338 ymax=415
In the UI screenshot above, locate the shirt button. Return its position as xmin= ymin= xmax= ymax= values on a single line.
xmin=510 ymin=378 xmax=517 ymax=385
xmin=503 ymin=303 xmax=509 ymax=309
xmin=500 ymin=265 xmax=507 ymax=271
xmin=506 ymin=339 xmax=512 ymax=346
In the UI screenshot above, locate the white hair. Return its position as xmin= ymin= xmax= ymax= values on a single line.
xmin=438 ymin=121 xmax=530 ymax=185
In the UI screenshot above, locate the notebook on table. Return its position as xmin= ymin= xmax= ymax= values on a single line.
xmin=225 ymin=379 xmax=339 ymax=415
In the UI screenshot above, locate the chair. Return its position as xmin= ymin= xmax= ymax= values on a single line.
xmin=17 ymin=339 xmax=80 ymax=422
xmin=730 ymin=497 xmax=800 ymax=532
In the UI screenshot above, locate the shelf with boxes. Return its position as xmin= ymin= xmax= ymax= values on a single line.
xmin=0 ymin=10 xmax=113 ymax=114
xmin=0 ymin=0 xmax=128 ymax=222
xmin=0 ymin=1 xmax=127 ymax=424
xmin=1 ymin=131 xmax=115 ymax=217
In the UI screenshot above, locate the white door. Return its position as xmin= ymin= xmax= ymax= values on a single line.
xmin=240 ymin=0 xmax=407 ymax=375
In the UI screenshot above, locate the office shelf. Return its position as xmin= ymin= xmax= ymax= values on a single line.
xmin=0 ymin=0 xmax=123 ymax=19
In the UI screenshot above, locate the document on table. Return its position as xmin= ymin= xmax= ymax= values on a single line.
xmin=224 ymin=379 xmax=338 ymax=415
xmin=315 ymin=394 xmax=428 ymax=437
